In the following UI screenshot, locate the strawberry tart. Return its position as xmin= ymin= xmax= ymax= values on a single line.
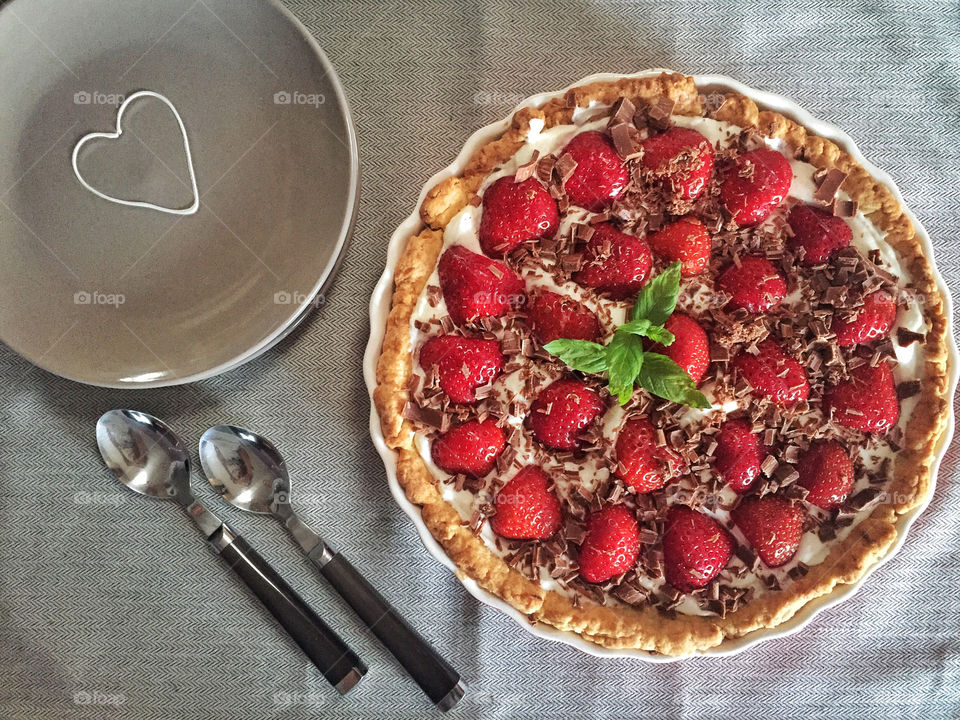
xmin=374 ymin=73 xmax=951 ymax=655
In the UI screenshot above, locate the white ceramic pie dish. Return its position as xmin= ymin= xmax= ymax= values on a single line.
xmin=363 ymin=69 xmax=959 ymax=660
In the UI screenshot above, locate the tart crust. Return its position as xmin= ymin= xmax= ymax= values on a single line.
xmin=374 ymin=72 xmax=951 ymax=655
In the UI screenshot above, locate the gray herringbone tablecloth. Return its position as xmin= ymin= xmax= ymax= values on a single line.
xmin=2 ymin=1 xmax=958 ymax=718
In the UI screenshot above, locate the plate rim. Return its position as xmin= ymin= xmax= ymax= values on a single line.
xmin=363 ymin=69 xmax=959 ymax=661
xmin=0 ymin=0 xmax=360 ymax=388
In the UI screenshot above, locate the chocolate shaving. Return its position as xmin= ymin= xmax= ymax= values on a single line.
xmin=513 ymin=150 xmax=541 ymax=183
xmin=555 ymin=153 xmax=578 ymax=184
xmin=896 ymin=328 xmax=925 ymax=346
xmin=814 ymin=168 xmax=846 ymax=203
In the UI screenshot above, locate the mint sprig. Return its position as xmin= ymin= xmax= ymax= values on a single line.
xmin=543 ymin=261 xmax=710 ymax=409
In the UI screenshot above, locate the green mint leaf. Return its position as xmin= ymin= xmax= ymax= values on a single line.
xmin=631 ymin=260 xmax=682 ymax=325
xmin=615 ymin=318 xmax=651 ymax=337
xmin=642 ymin=326 xmax=675 ymax=346
xmin=606 ymin=333 xmax=644 ymax=405
xmin=543 ymin=339 xmax=609 ymax=374
xmin=637 ymin=352 xmax=711 ymax=409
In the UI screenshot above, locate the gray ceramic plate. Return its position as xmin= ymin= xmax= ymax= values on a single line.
xmin=0 ymin=0 xmax=358 ymax=387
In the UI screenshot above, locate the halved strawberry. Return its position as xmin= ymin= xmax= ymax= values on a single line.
xmin=831 ymin=290 xmax=897 ymax=346
xmin=560 ymin=131 xmax=629 ymax=212
xmin=572 ymin=222 xmax=652 ymax=299
xmin=662 ymin=505 xmax=734 ymax=593
xmin=646 ymin=216 xmax=712 ymax=276
xmin=797 ymin=440 xmax=855 ymax=510
xmin=824 ymin=362 xmax=900 ymax=433
xmin=577 ymin=504 xmax=640 ymax=583
xmin=641 ymin=126 xmax=715 ymax=201
xmin=717 ymin=255 xmax=787 ymax=313
xmin=479 ymin=175 xmax=560 ymax=256
xmin=526 ymin=290 xmax=601 ymax=344
xmin=419 ymin=335 xmax=504 ymax=404
xmin=490 ymin=466 xmax=563 ymax=540
xmin=731 ymin=494 xmax=804 ymax=568
xmin=712 ymin=419 xmax=765 ymax=493
xmin=529 ymin=379 xmax=605 ymax=450
xmin=787 ymin=203 xmax=852 ymax=265
xmin=431 ymin=419 xmax=506 ymax=477
xmin=438 ymin=245 xmax=525 ymax=325
xmin=614 ymin=417 xmax=684 ymax=493
xmin=732 ymin=340 xmax=809 ymax=406
xmin=720 ymin=148 xmax=793 ymax=226
xmin=648 ymin=313 xmax=710 ymax=384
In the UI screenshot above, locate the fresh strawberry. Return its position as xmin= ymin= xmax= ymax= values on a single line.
xmin=732 ymin=340 xmax=809 ymax=406
xmin=787 ymin=203 xmax=852 ymax=265
xmin=431 ymin=419 xmax=506 ymax=477
xmin=717 ymin=255 xmax=787 ymax=313
xmin=712 ymin=419 xmax=765 ymax=493
xmin=529 ymin=379 xmax=605 ymax=450
xmin=419 ymin=335 xmax=504 ymax=404
xmin=572 ymin=222 xmax=652 ymax=299
xmin=478 ymin=175 xmax=560 ymax=256
xmin=490 ymin=466 xmax=562 ymax=540
xmin=662 ymin=505 xmax=734 ymax=592
xmin=527 ymin=290 xmax=601 ymax=344
xmin=641 ymin=126 xmax=715 ymax=202
xmin=614 ymin=417 xmax=685 ymax=493
xmin=797 ymin=440 xmax=855 ymax=510
xmin=438 ymin=245 xmax=525 ymax=325
xmin=577 ymin=504 xmax=641 ymax=583
xmin=648 ymin=313 xmax=710 ymax=384
xmin=560 ymin=131 xmax=629 ymax=212
xmin=646 ymin=216 xmax=712 ymax=276
xmin=720 ymin=148 xmax=793 ymax=226
xmin=824 ymin=362 xmax=900 ymax=433
xmin=731 ymin=494 xmax=804 ymax=568
xmin=831 ymin=290 xmax=897 ymax=346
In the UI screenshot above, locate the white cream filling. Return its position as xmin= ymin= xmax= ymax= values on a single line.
xmin=407 ymin=108 xmax=930 ymax=614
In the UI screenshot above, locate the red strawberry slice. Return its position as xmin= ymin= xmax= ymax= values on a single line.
xmin=824 ymin=362 xmax=900 ymax=433
xmin=831 ymin=290 xmax=897 ymax=346
xmin=561 ymin=131 xmax=629 ymax=212
xmin=712 ymin=419 xmax=765 ymax=493
xmin=527 ymin=290 xmax=601 ymax=344
xmin=662 ymin=505 xmax=734 ymax=592
xmin=490 ymin=466 xmax=562 ymax=540
xmin=614 ymin=417 xmax=685 ymax=493
xmin=431 ymin=419 xmax=506 ymax=477
xmin=720 ymin=148 xmax=793 ymax=226
xmin=479 ymin=175 xmax=560 ymax=256
xmin=787 ymin=203 xmax=852 ymax=265
xmin=732 ymin=340 xmax=809 ymax=406
xmin=641 ymin=126 xmax=715 ymax=201
xmin=648 ymin=313 xmax=710 ymax=384
xmin=438 ymin=245 xmax=525 ymax=325
xmin=717 ymin=255 xmax=787 ymax=313
xmin=419 ymin=335 xmax=504 ymax=404
xmin=731 ymin=494 xmax=804 ymax=568
xmin=646 ymin=216 xmax=712 ymax=277
xmin=577 ymin=504 xmax=641 ymax=583
xmin=572 ymin=222 xmax=652 ymax=299
xmin=797 ymin=440 xmax=855 ymax=510
xmin=529 ymin=379 xmax=604 ymax=450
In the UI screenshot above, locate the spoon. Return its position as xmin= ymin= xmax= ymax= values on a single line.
xmin=96 ymin=410 xmax=365 ymax=693
xmin=199 ymin=425 xmax=464 ymax=712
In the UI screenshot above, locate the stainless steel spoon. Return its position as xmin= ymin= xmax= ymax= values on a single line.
xmin=199 ymin=425 xmax=464 ymax=712
xmin=96 ymin=410 xmax=365 ymax=693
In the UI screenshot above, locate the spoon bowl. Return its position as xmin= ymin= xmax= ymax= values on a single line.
xmin=96 ymin=409 xmax=192 ymax=502
xmin=199 ymin=425 xmax=291 ymax=515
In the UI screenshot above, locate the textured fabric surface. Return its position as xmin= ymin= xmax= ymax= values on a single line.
xmin=1 ymin=1 xmax=959 ymax=718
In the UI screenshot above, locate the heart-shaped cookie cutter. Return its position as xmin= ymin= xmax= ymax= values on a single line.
xmin=71 ymin=90 xmax=199 ymax=216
